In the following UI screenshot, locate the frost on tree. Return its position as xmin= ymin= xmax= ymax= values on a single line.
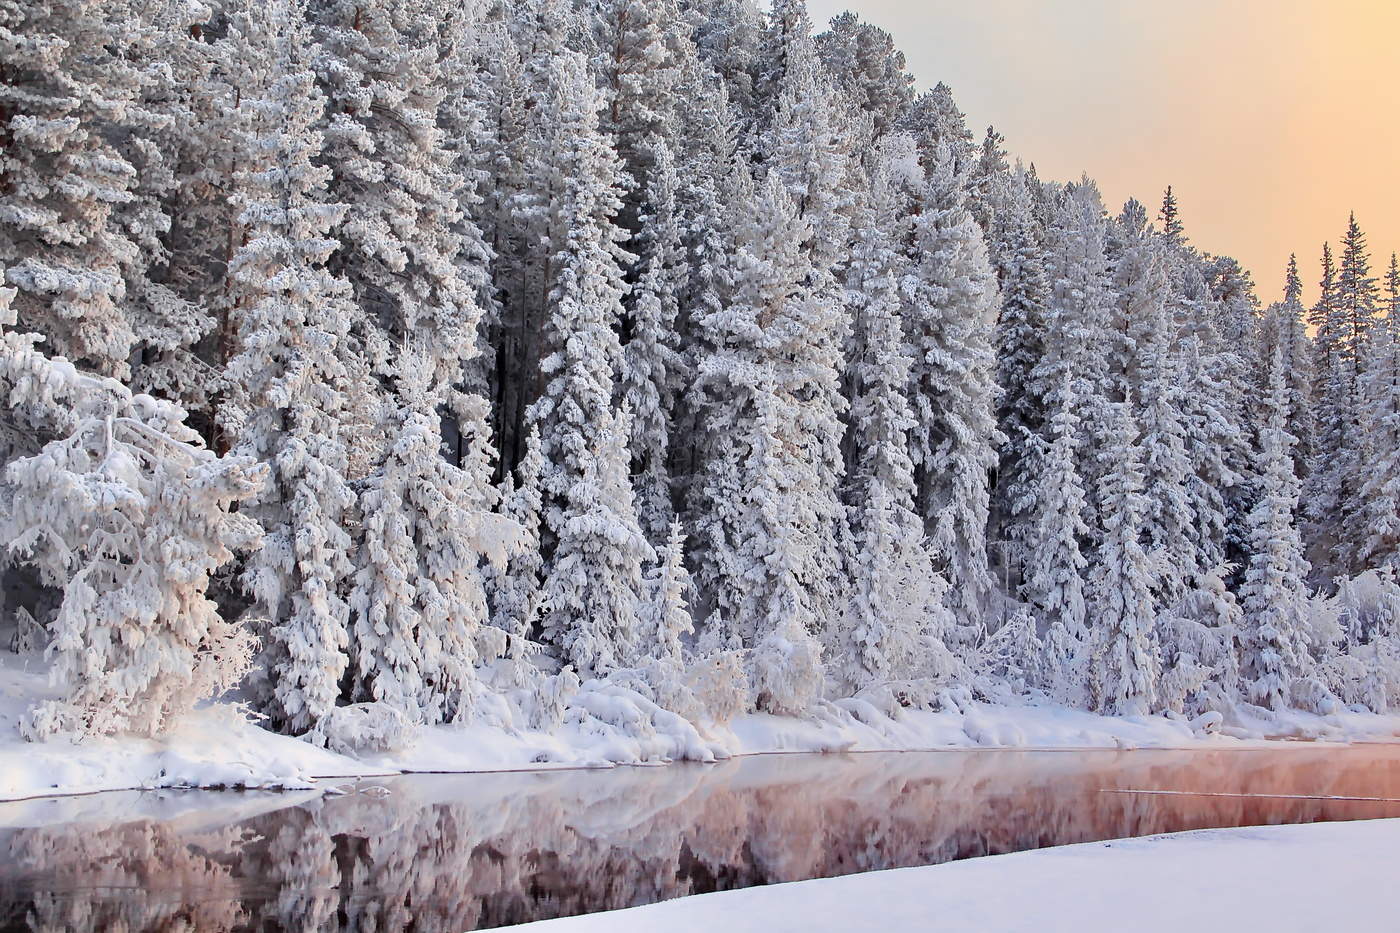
xmin=219 ymin=5 xmax=358 ymax=736
xmin=1023 ymin=376 xmax=1090 ymax=702
xmin=527 ymin=53 xmax=652 ymax=679
xmin=903 ymin=141 xmax=1002 ymax=630
xmin=350 ymin=367 xmax=522 ymax=725
xmin=693 ymin=165 xmax=831 ymax=715
xmin=0 ymin=0 xmax=163 ymax=377
xmin=1086 ymin=401 xmax=1161 ymax=717
xmin=1240 ymin=347 xmax=1315 ymax=711
xmin=0 ymin=273 xmax=266 ymax=738
xmin=837 ymin=142 xmax=954 ymax=699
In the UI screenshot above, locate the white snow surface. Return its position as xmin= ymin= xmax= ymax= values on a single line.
xmin=3 ymin=650 xmax=1399 ymax=801
xmin=496 ymin=818 xmax=1400 ymax=932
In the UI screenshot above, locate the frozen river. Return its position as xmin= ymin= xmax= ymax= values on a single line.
xmin=2 ymin=745 xmax=1399 ymax=931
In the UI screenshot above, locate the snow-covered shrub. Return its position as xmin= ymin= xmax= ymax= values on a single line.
xmin=310 ymin=702 xmax=418 ymax=756
xmin=1158 ymin=566 xmax=1241 ymax=717
xmin=0 ymin=287 xmax=266 ymax=738
xmin=977 ymin=607 xmax=1042 ymax=697
xmin=684 ymin=650 xmax=748 ymax=726
xmin=749 ymin=617 xmax=823 ymax=716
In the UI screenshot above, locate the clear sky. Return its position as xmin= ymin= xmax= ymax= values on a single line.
xmin=806 ymin=0 xmax=1399 ymax=304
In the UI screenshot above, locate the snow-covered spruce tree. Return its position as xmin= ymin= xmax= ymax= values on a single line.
xmin=349 ymin=363 xmax=522 ymax=724
xmin=1039 ymin=178 xmax=1114 ymax=558
xmin=312 ymin=0 xmax=485 ymax=395
xmin=0 ymin=275 xmax=266 ymax=738
xmin=1086 ymin=401 xmax=1161 ymax=717
xmin=643 ymin=519 xmax=694 ymax=668
xmin=837 ymin=145 xmax=954 ymax=698
xmin=1023 ymin=375 xmax=1090 ymax=702
xmin=527 ymin=53 xmax=652 ymax=678
xmin=1257 ymin=255 xmax=1316 ymax=481
xmin=219 ymin=1 xmax=357 ymax=736
xmin=692 ymin=164 xmax=830 ymax=715
xmin=990 ymin=169 xmax=1050 ymax=583
xmin=587 ymin=0 xmax=683 ymax=228
xmin=1328 ymin=214 xmax=1381 ymax=575
xmin=1358 ymin=256 xmax=1400 ymax=571
xmin=1112 ymin=200 xmax=1195 ymax=602
xmin=1239 ymin=346 xmax=1314 ymax=711
xmin=0 ymin=0 xmax=164 ymax=377
xmin=772 ymin=26 xmax=856 ymax=638
xmin=903 ymin=141 xmax=1003 ymax=630
xmin=814 ymin=11 xmax=916 ymax=142
xmin=489 ymin=426 xmax=545 ymax=655
xmin=619 ymin=141 xmax=686 ymax=543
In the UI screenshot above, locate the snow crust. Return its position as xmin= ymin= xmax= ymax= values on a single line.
xmin=495 ymin=818 xmax=1400 ymax=932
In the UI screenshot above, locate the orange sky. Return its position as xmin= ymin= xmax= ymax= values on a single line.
xmin=808 ymin=0 xmax=1400 ymax=304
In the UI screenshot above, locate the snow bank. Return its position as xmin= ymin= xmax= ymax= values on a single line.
xmin=497 ymin=818 xmax=1400 ymax=933
xmin=4 ymin=648 xmax=1400 ymax=801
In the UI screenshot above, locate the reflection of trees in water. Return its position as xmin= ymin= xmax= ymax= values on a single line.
xmin=3 ymin=749 xmax=1400 ymax=932
xmin=2 ymin=819 xmax=248 ymax=932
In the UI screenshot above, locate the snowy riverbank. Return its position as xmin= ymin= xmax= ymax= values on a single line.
xmin=3 ymin=650 xmax=1399 ymax=801
xmin=498 ymin=818 xmax=1400 ymax=933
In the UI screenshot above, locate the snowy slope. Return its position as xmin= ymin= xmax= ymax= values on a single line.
xmin=498 ymin=818 xmax=1400 ymax=932
xmin=4 ymin=649 xmax=1399 ymax=801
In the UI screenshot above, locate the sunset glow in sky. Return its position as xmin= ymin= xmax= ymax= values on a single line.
xmin=808 ymin=0 xmax=1400 ymax=304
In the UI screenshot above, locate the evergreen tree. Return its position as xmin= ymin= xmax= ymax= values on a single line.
xmin=693 ymin=165 xmax=833 ymax=713
xmin=527 ymin=53 xmax=651 ymax=678
xmin=1087 ymin=401 xmax=1161 ymax=717
xmin=1359 ymin=256 xmax=1400 ymax=570
xmin=904 ymin=142 xmax=1002 ymax=629
xmin=838 ymin=148 xmax=951 ymax=694
xmin=990 ymin=169 xmax=1050 ymax=582
xmin=1240 ymin=347 xmax=1313 ymax=710
xmin=619 ymin=142 xmax=685 ymax=543
xmin=0 ymin=0 xmax=162 ymax=377
xmin=220 ymin=0 xmax=357 ymax=735
xmin=1023 ymin=376 xmax=1090 ymax=698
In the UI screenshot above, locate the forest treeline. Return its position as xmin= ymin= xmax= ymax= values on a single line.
xmin=2 ymin=0 xmax=1398 ymax=745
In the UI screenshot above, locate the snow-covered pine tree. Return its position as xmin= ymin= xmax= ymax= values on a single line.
xmin=1258 ymin=255 xmax=1316 ymax=481
xmin=838 ymin=144 xmax=952 ymax=696
xmin=527 ymin=53 xmax=652 ymax=678
xmin=1086 ymin=401 xmax=1161 ymax=717
xmin=642 ymin=519 xmax=694 ymax=669
xmin=0 ymin=272 xmax=266 ymax=738
xmin=1113 ymin=200 xmax=1195 ymax=602
xmin=814 ymin=11 xmax=916 ymax=141
xmin=1023 ymin=375 xmax=1090 ymax=700
xmin=587 ymin=0 xmax=683 ymax=232
xmin=692 ymin=164 xmax=832 ymax=714
xmin=620 ymin=142 xmax=686 ymax=543
xmin=0 ymin=0 xmax=163 ymax=377
xmin=1240 ymin=346 xmax=1314 ymax=711
xmin=219 ymin=0 xmax=358 ymax=736
xmin=349 ymin=360 xmax=522 ymax=724
xmin=897 ymin=82 xmax=974 ymax=176
xmin=1358 ymin=256 xmax=1400 ymax=570
xmin=760 ymin=11 xmax=854 ymax=635
xmin=1328 ymin=215 xmax=1381 ymax=575
xmin=991 ymin=169 xmax=1050 ymax=586
xmin=904 ymin=141 xmax=1003 ymax=630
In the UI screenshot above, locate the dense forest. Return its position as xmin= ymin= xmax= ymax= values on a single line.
xmin=2 ymin=0 xmax=1398 ymax=748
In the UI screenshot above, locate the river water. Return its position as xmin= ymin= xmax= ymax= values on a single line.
xmin=2 ymin=746 xmax=1399 ymax=932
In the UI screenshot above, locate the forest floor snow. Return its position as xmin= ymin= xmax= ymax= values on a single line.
xmin=496 ymin=818 xmax=1400 ymax=933
xmin=3 ymin=649 xmax=1400 ymax=801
